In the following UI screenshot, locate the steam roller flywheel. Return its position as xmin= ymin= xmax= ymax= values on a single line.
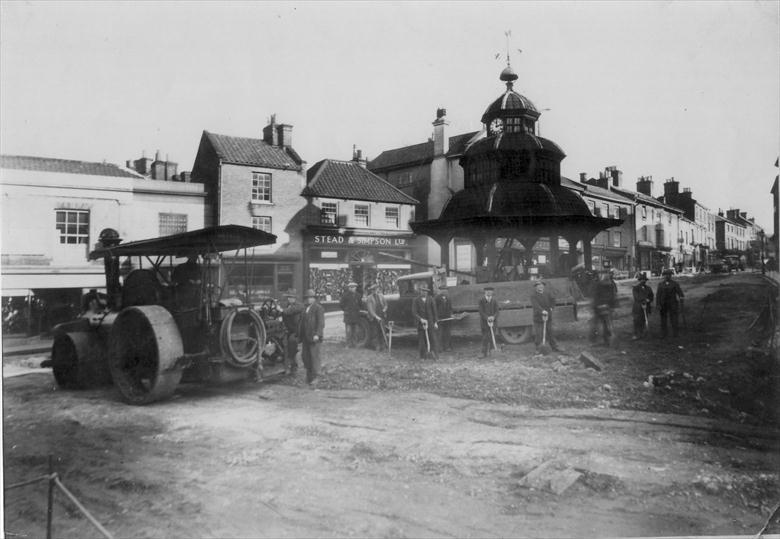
xmin=108 ymin=305 xmax=184 ymax=405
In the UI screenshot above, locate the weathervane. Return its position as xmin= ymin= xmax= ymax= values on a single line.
xmin=495 ymin=29 xmax=522 ymax=67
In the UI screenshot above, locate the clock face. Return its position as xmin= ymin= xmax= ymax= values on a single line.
xmin=489 ymin=118 xmax=504 ymax=134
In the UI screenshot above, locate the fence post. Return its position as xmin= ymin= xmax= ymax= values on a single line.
xmin=46 ymin=455 xmax=54 ymax=539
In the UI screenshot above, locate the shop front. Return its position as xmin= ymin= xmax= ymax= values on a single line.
xmin=303 ymin=228 xmax=415 ymax=304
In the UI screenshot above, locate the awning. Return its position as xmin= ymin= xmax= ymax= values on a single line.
xmin=1 ymin=271 xmax=105 ymax=291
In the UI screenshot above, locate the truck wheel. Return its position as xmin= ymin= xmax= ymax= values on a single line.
xmin=51 ymin=332 xmax=112 ymax=389
xmin=498 ymin=325 xmax=533 ymax=344
xmin=108 ymin=306 xmax=183 ymax=405
xmin=355 ymin=317 xmax=370 ymax=348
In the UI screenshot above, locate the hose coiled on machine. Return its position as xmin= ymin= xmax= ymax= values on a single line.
xmin=219 ymin=308 xmax=266 ymax=368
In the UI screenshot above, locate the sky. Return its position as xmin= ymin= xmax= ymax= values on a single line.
xmin=1 ymin=0 xmax=778 ymax=228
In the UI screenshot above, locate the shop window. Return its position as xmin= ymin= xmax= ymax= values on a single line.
xmin=159 ymin=213 xmax=187 ymax=236
xmin=251 ymin=172 xmax=272 ymax=203
xmin=226 ymin=262 xmax=274 ymax=301
xmin=55 ymin=209 xmax=89 ymax=244
xmin=385 ymin=206 xmax=399 ymax=228
xmin=321 ymin=202 xmax=337 ymax=225
xmin=252 ymin=216 xmax=272 ymax=233
xmin=354 ymin=204 xmax=369 ymax=227
xmin=277 ymin=264 xmax=294 ymax=293
xmin=455 ymin=242 xmax=472 ymax=273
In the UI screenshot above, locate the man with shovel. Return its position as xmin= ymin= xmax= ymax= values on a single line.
xmin=412 ymin=285 xmax=439 ymax=360
xmin=631 ymin=272 xmax=654 ymax=340
xmin=530 ymin=279 xmax=560 ymax=353
xmin=656 ymin=268 xmax=685 ymax=338
xmin=479 ymin=286 xmax=501 ymax=358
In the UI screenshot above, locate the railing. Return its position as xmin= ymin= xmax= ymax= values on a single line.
xmin=4 ymin=455 xmax=114 ymax=539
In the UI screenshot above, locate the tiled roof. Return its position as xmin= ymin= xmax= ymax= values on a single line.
xmin=368 ymin=131 xmax=479 ymax=171
xmin=0 ymin=155 xmax=141 ymax=178
xmin=369 ymin=140 xmax=433 ymax=171
xmin=302 ymin=159 xmax=418 ymax=205
xmin=611 ymin=185 xmax=682 ymax=213
xmin=205 ymin=131 xmax=303 ymax=171
xmin=447 ymin=131 xmax=480 ymax=156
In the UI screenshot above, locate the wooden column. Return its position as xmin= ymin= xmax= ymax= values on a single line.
xmin=549 ymin=235 xmax=560 ymax=276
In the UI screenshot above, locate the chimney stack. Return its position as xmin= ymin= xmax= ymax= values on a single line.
xmin=263 ymin=114 xmax=279 ymax=146
xmin=352 ymin=146 xmax=367 ymax=168
xmin=432 ymin=107 xmax=449 ymax=157
xmin=608 ymin=167 xmax=623 ymax=188
xmin=579 ymin=172 xmax=587 ymax=183
xmin=636 ymin=176 xmax=654 ymax=196
xmin=276 ymin=123 xmax=293 ymax=147
xmin=663 ymin=177 xmax=679 ymax=197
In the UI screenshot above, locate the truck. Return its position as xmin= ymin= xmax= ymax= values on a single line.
xmin=385 ymin=269 xmax=586 ymax=344
xmin=48 ymin=225 xmax=288 ymax=405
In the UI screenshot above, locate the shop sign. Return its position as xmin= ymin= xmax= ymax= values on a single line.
xmin=312 ymin=234 xmax=408 ymax=247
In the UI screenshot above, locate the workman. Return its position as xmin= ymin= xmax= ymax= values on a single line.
xmin=298 ymin=289 xmax=325 ymax=386
xmin=631 ymin=273 xmax=654 ymax=340
xmin=281 ymin=289 xmax=304 ymax=375
xmin=478 ymin=286 xmax=500 ymax=358
xmin=656 ymin=269 xmax=685 ymax=338
xmin=530 ymin=280 xmax=559 ymax=352
xmin=339 ymin=281 xmax=361 ymax=348
xmin=434 ymin=285 xmax=453 ymax=352
xmin=412 ymin=285 xmax=438 ymax=359
xmin=590 ymin=270 xmax=618 ymax=346
xmin=365 ymin=284 xmax=387 ymax=351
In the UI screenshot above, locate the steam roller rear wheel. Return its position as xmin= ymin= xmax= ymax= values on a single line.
xmin=498 ymin=325 xmax=533 ymax=344
xmin=51 ymin=332 xmax=112 ymax=389
xmin=109 ymin=305 xmax=183 ymax=405
xmin=354 ymin=317 xmax=370 ymax=348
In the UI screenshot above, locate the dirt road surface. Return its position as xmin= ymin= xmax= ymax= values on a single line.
xmin=3 ymin=273 xmax=779 ymax=538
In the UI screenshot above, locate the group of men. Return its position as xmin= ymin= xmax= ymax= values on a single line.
xmin=277 ymin=267 xmax=686 ymax=384
xmin=631 ymin=268 xmax=685 ymax=340
xmin=279 ymin=287 xmax=324 ymax=387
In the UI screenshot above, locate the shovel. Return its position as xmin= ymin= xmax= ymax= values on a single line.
xmin=424 ymin=322 xmax=431 ymax=357
xmin=388 ymin=321 xmax=393 ymax=357
xmin=488 ymin=318 xmax=499 ymax=353
xmin=539 ymin=311 xmax=552 ymax=355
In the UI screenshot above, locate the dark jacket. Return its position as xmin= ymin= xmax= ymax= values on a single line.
xmin=530 ymin=289 xmax=555 ymax=322
xmin=592 ymin=279 xmax=618 ymax=309
xmin=656 ymin=279 xmax=684 ymax=308
xmin=282 ymin=302 xmax=304 ymax=334
xmin=298 ymin=301 xmax=325 ymax=343
xmin=478 ymin=296 xmax=500 ymax=329
xmin=412 ymin=295 xmax=438 ymax=328
xmin=435 ymin=293 xmax=452 ymax=320
xmin=366 ymin=293 xmax=387 ymax=320
xmin=632 ymin=283 xmax=654 ymax=313
xmin=339 ymin=290 xmax=361 ymax=324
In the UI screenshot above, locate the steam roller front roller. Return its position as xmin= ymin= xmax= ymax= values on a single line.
xmin=108 ymin=305 xmax=184 ymax=405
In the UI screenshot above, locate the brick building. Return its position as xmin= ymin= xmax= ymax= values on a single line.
xmin=190 ymin=116 xmax=307 ymax=300
xmin=300 ymin=151 xmax=418 ymax=303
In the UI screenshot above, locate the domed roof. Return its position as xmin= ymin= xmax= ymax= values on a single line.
xmin=438 ymin=182 xmax=591 ymax=222
xmin=465 ymin=132 xmax=565 ymax=158
xmin=481 ymin=90 xmax=539 ymax=123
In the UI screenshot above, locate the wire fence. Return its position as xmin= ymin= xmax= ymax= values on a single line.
xmin=4 ymin=456 xmax=114 ymax=539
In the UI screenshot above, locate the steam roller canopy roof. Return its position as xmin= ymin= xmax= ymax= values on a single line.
xmin=88 ymin=225 xmax=277 ymax=260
